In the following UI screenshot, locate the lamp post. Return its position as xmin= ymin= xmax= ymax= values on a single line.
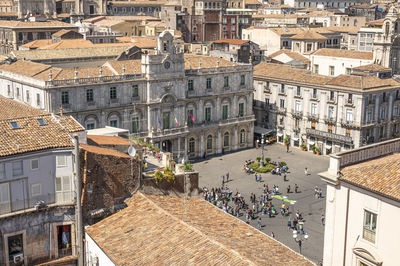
xmin=260 ymin=134 xmax=265 ymax=167
xmin=293 ymin=230 xmax=309 ymax=254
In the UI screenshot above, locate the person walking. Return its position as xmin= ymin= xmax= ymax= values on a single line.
xmin=287 ymin=185 xmax=291 ymax=194
xmin=258 ymin=217 xmax=262 ymax=229
xmin=271 ymin=232 xmax=275 ymax=238
xmin=287 ymin=218 xmax=292 ymax=230
xmin=321 ymin=214 xmax=325 ymax=226
xmin=226 ymin=172 xmax=230 ymax=182
xmin=294 ymin=184 xmax=299 ymax=193
xmin=283 ymin=173 xmax=287 ymax=182
xmin=222 ymin=175 xmax=225 ymax=185
xmin=304 ymin=167 xmax=308 ymax=176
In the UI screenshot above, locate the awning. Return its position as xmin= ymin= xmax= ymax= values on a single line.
xmin=254 ymin=126 xmax=274 ymax=135
xmin=325 ymin=145 xmax=332 ymax=149
xmin=292 ymin=137 xmax=299 ymax=141
xmin=277 ymin=133 xmax=283 ymax=137
xmin=308 ymin=140 xmax=315 ymax=145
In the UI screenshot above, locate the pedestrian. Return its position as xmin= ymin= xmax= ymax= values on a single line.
xmin=255 ymin=174 xmax=258 ymax=182
xmin=304 ymin=167 xmax=308 ymax=176
xmin=256 ymin=202 xmax=259 ymax=213
xmin=283 ymin=173 xmax=287 ymax=182
xmin=246 ymin=211 xmax=249 ymax=223
xmin=258 ymin=217 xmax=262 ymax=229
xmin=321 ymin=214 xmax=325 ymax=226
xmin=294 ymin=184 xmax=299 ymax=193
xmin=271 ymin=232 xmax=275 ymax=238
xmin=226 ymin=172 xmax=230 ymax=182
xmin=222 ymin=175 xmax=225 ymax=185
xmin=288 ymin=218 xmax=292 ymax=230
xmin=287 ymin=143 xmax=289 ymax=152
xmin=287 ymin=185 xmax=291 ymax=194
xmin=319 ymin=189 xmax=323 ymax=199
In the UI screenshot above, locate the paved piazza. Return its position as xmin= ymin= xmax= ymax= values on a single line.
xmin=193 ymin=143 xmax=329 ymax=263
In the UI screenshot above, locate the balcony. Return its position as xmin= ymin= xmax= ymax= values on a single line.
xmin=362 ymin=120 xmax=375 ymax=128
xmin=294 ymin=94 xmax=302 ymax=99
xmin=150 ymin=126 xmax=189 ymax=139
xmin=307 ymin=113 xmax=319 ymax=121
xmin=324 ymin=116 xmax=336 ymax=124
xmin=327 ymin=97 xmax=336 ymax=104
xmin=276 ymin=107 xmax=287 ymax=115
xmin=344 ymin=100 xmax=354 ymax=107
xmin=264 ymin=86 xmax=271 ymax=94
xmin=189 ymin=115 xmax=256 ymax=131
xmin=340 ymin=119 xmax=361 ymax=129
xmin=291 ymin=110 xmax=303 ymax=118
xmin=306 ymin=128 xmax=353 ymax=144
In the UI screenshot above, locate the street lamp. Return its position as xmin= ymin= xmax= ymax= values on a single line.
xmin=293 ymin=230 xmax=309 ymax=254
xmin=260 ymin=134 xmax=265 ymax=167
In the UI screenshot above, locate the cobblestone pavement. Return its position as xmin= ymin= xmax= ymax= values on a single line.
xmin=193 ymin=144 xmax=329 ymax=263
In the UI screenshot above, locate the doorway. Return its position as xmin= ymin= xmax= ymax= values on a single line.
xmin=8 ymin=234 xmax=24 ymax=266
xmin=57 ymin=225 xmax=72 ymax=258
xmin=162 ymin=140 xmax=172 ymax=152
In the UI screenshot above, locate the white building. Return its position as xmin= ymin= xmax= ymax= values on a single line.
xmin=253 ymin=62 xmax=400 ymax=155
xmin=310 ymin=48 xmax=374 ymax=76
xmin=0 ymin=96 xmax=85 ymax=265
xmin=0 ymin=31 xmax=255 ymax=160
xmin=319 ymin=138 xmax=400 ymax=266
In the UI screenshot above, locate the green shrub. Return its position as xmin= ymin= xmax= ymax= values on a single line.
xmin=248 ymin=162 xmax=260 ymax=170
xmin=183 ymin=162 xmax=193 ymax=171
xmin=279 ymin=161 xmax=287 ymax=167
xmin=311 ymin=145 xmax=316 ymax=151
xmin=265 ymin=157 xmax=271 ymax=163
xmin=163 ymin=168 xmax=175 ymax=183
xmin=154 ymin=171 xmax=164 ymax=184
xmin=258 ymin=164 xmax=275 ymax=173
xmin=256 ymin=156 xmax=261 ymax=162
xmin=315 ymin=147 xmax=321 ymax=153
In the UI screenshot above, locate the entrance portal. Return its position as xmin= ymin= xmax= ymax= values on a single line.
xmin=162 ymin=140 xmax=172 ymax=152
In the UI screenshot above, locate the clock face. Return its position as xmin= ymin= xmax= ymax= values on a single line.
xmin=164 ymin=61 xmax=171 ymax=69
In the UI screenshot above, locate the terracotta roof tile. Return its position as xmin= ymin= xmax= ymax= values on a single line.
xmin=52 ymin=29 xmax=76 ymax=37
xmin=213 ymin=38 xmax=249 ymax=45
xmin=312 ymin=48 xmax=373 ymax=60
xmin=38 ymin=39 xmax=94 ymax=50
xmin=80 ymin=144 xmax=130 ymax=158
xmin=291 ymin=31 xmax=327 ymax=40
xmin=326 ymin=75 xmax=400 ymax=90
xmin=340 ymin=153 xmax=400 ymax=201
xmin=87 ymin=135 xmax=131 ymax=146
xmin=86 ymin=192 xmax=314 ymax=265
xmin=268 ymin=49 xmax=310 ymax=65
xmin=0 ymin=20 xmax=77 ymax=28
xmin=184 ymin=54 xmax=236 ymax=69
xmin=0 ymin=96 xmax=43 ymax=120
xmin=20 ymin=39 xmax=52 ymax=48
xmin=352 ymin=63 xmax=391 ymax=72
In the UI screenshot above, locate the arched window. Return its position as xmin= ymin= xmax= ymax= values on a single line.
xmin=240 ymin=129 xmax=246 ymax=144
xmin=189 ymin=137 xmax=195 ymax=153
xmin=223 ymin=132 xmax=229 ymax=147
xmin=207 ymin=135 xmax=212 ymax=150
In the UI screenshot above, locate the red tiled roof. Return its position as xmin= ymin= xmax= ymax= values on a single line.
xmin=213 ymin=38 xmax=249 ymax=45
xmin=87 ymin=135 xmax=131 ymax=146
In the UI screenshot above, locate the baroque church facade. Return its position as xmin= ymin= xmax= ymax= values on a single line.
xmin=0 ymin=31 xmax=255 ymax=159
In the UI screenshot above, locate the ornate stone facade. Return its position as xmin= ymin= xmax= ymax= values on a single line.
xmin=0 ymin=31 xmax=255 ymax=159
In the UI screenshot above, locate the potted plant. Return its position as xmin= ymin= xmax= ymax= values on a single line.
xmin=283 ymin=135 xmax=289 ymax=146
xmin=256 ymin=156 xmax=261 ymax=162
xmin=300 ymin=144 xmax=307 ymax=151
xmin=311 ymin=145 xmax=316 ymax=154
xmin=265 ymin=157 xmax=271 ymax=163
xmin=315 ymin=147 xmax=321 ymax=155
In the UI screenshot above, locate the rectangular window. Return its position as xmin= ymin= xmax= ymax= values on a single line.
xmin=314 ymin=64 xmax=319 ymax=74
xmin=0 ymin=183 xmax=10 ymax=211
xmin=61 ymin=91 xmax=69 ymax=105
xmin=12 ymin=161 xmax=23 ymax=176
xmin=240 ymin=75 xmax=245 ymax=86
xmin=224 ymin=76 xmax=229 ymax=87
xmin=188 ymin=80 xmax=194 ymax=91
xmin=346 ymin=128 xmax=351 ymax=137
xmin=56 ymin=155 xmax=67 ymax=167
xmin=0 ymin=163 xmax=4 ymax=179
xmin=86 ymin=123 xmax=95 ymax=130
xmin=7 ymin=85 xmax=10 ymax=96
xmin=31 ymin=183 xmax=41 ymax=197
xmin=55 ymin=176 xmax=72 ymax=203
xmin=110 ymin=120 xmax=118 ymax=127
xmin=306 ymin=43 xmax=312 ymax=51
xmin=329 ymin=66 xmax=335 ymax=76
xmin=296 ymin=86 xmax=301 ymax=96
xmin=328 ymin=106 xmax=334 ymax=119
xmin=131 ymin=85 xmax=139 ymax=97
xmin=206 ymin=78 xmax=212 ymax=89
xmin=280 ymin=84 xmax=285 ymax=94
xmin=239 ymin=103 xmax=244 ymax=117
xmin=295 ymin=101 xmax=301 ymax=112
xmin=205 ymin=107 xmax=211 ymax=122
xmin=311 ymin=122 xmax=316 ymax=129
xmin=223 ymin=18 xmax=227 ymax=24
xmin=17 ymin=87 xmax=20 ymax=97
xmin=26 ymin=90 xmax=30 ymax=101
xmin=110 ymin=87 xmax=117 ymax=99
xmin=86 ymin=89 xmax=93 ymax=102
xmin=312 ymin=89 xmax=317 ymax=98
xmin=131 ymin=117 xmax=139 ymax=133
xmin=346 ymin=109 xmax=353 ymax=123
xmin=163 ymin=112 xmax=170 ymax=130
xmin=311 ymin=103 xmax=317 ymax=115
xmin=329 ymin=91 xmax=334 ymax=101
xmin=187 ymin=110 xmax=194 ymax=126
xmin=328 ymin=125 xmax=333 ymax=133
xmin=367 ymin=110 xmax=372 ymax=122
xmin=363 ymin=210 xmax=377 ymax=243
xmin=36 ymin=93 xmax=40 ymax=106
xmin=346 ymin=68 xmax=352 ymax=75
xmin=394 ymin=106 xmax=399 ymax=116
xmin=280 ymin=99 xmax=285 ymax=108
xmin=380 ymin=107 xmax=386 ymax=120
xmin=222 ymin=105 xmax=228 ymax=120
xmin=348 ymin=93 xmax=353 ymax=103
xmin=31 ymin=159 xmax=39 ymax=170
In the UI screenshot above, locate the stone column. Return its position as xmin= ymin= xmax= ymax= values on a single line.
xmin=147 ymin=106 xmax=153 ymax=132
xmin=217 ymin=130 xmax=222 ymax=153
xmin=248 ymin=123 xmax=254 ymax=148
xmin=387 ymin=93 xmax=394 ymax=138
xmin=216 ymin=96 xmax=221 ymax=120
xmin=100 ymin=111 xmax=106 ymax=128
xmin=233 ymin=95 xmax=238 ymax=117
xmin=200 ymin=134 xmax=204 ymax=157
xmin=233 ymin=126 xmax=238 ymax=150
xmin=177 ymin=136 xmax=181 ymax=159
xmin=374 ymin=95 xmax=380 ymax=138
xmin=198 ymin=99 xmax=204 ymax=122
xmin=184 ymin=137 xmax=188 ymax=161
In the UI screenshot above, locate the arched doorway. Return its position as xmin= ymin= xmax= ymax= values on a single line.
xmin=162 ymin=140 xmax=172 ymax=152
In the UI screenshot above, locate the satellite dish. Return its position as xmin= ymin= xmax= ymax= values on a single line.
xmin=128 ymin=146 xmax=136 ymax=157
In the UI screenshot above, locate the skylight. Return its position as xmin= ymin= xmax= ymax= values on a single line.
xmin=37 ymin=118 xmax=46 ymax=126
xmin=10 ymin=122 xmax=21 ymax=129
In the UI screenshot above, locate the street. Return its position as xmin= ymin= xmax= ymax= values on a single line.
xmin=193 ymin=144 xmax=329 ymax=263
